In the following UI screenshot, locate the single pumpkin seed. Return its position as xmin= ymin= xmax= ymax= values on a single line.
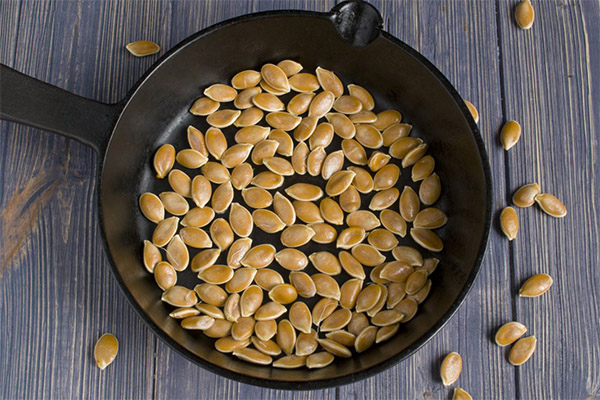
xmin=280 ymin=225 xmax=315 ymax=247
xmin=261 ymin=63 xmax=290 ymax=92
xmin=233 ymin=348 xmax=272 ymax=365
xmin=294 ymin=201 xmax=324 ymax=224
xmin=241 ymin=244 xmax=276 ymax=269
xmin=251 ymin=140 xmax=280 ymax=167
xmin=347 ymin=84 xmax=374 ymax=110
xmin=276 ymin=319 xmax=297 ymax=355
xmin=395 ymin=298 xmax=418 ymax=322
xmin=252 ymin=209 xmax=286 ymax=233
xmin=296 ymin=330 xmax=319 ymax=356
xmin=240 ymin=285 xmax=264 ymax=317
xmin=126 ymin=40 xmax=160 ymax=57
xmin=255 ymin=319 xmax=278 ymax=341
xmin=515 ymin=0 xmax=535 ymax=29
xmin=326 ymin=112 xmax=356 ymax=139
xmin=198 ymin=264 xmax=234 ymax=285
xmin=535 ymin=193 xmax=567 ymax=217
xmin=500 ymin=120 xmax=521 ymax=150
xmin=352 ymin=244 xmax=385 ymax=267
xmin=321 ymin=150 xmax=345 ymax=180
xmin=306 ymin=352 xmax=335 ymax=369
xmin=255 ymin=301 xmax=287 ymax=321
xmin=340 ymin=278 xmax=363 ymax=309
xmin=179 ymin=227 xmax=212 ymax=249
xmin=289 ymin=301 xmax=312 ymax=334
xmin=338 ymin=251 xmax=366 ymax=280
xmin=367 ymin=152 xmax=391 ymax=172
xmin=314 ymin=67 xmax=343 ymax=96
xmin=386 ymin=282 xmax=407 ymax=309
xmin=254 ymin=269 xmax=284 ymax=291
xmin=269 ymin=129 xmax=294 ymax=156
xmin=275 ymin=249 xmax=308 ymax=271
xmin=414 ymin=208 xmax=448 ymax=229
xmin=143 ymin=240 xmax=162 ymax=273
xmin=372 ymin=310 xmax=404 ymax=327
xmin=232 ymin=316 xmax=255 ymax=341
xmin=376 ymin=324 xmax=400 ymax=343
xmin=241 ymin=187 xmax=273 ymax=209
xmin=154 ymin=144 xmax=175 ymax=179
xmin=519 ymin=273 xmax=553 ymax=297
xmin=380 ymin=262 xmax=413 ymax=283
xmin=411 ymin=155 xmax=435 ymax=181
xmin=273 ymin=192 xmax=296 ymax=225
xmin=307 ymin=146 xmax=327 ymax=176
xmin=229 ymin=202 xmax=253 ymax=237
xmin=402 ymin=143 xmax=428 ymax=168
xmin=269 ymin=284 xmax=298 ymax=304
xmin=389 ymin=137 xmax=423 ymax=159
xmin=317 ymin=338 xmax=351 ymax=358
xmin=154 ymin=261 xmax=177 ymax=290
xmin=260 ymin=79 xmax=288 ymax=95
xmin=204 ymin=319 xmax=233 ymax=338
xmin=263 ymin=156 xmax=295 ymax=176
xmin=348 ymin=312 xmax=369 ymax=336
xmin=265 ymin=112 xmax=302 ymax=131
xmin=339 ymin=186 xmax=361 ymax=212
xmin=325 ymin=330 xmax=356 ymax=347
xmin=382 ymin=123 xmax=412 ymax=146
xmin=235 ymin=125 xmax=270 ymax=145
xmin=495 ymin=321 xmax=527 ymax=346
xmin=234 ymin=87 xmax=262 ymax=109
xmin=195 ymin=283 xmax=228 ymax=307
xmin=161 ymin=286 xmax=198 ymax=307
xmin=291 ymin=141 xmax=309 ymax=175
xmin=416 ymin=257 xmax=439 ymax=275
xmin=355 ymin=325 xmax=378 ymax=353
xmin=250 ymin=171 xmax=283 ymax=190
xmin=380 ymin=210 xmax=407 ymax=237
xmin=373 ymin=110 xmax=402 ymax=131
xmin=252 ymin=92 xmax=285 ymax=112
xmin=212 ymin=181 xmax=234 ymax=214
xmin=512 ymin=183 xmax=541 ymax=207
xmin=191 ymin=175 xmax=212 ymax=208
xmin=411 ymin=228 xmax=443 ymax=252
xmin=235 ymin=106 xmax=264 ymax=127
xmin=400 ymin=186 xmax=420 ymax=222
xmin=225 ymin=267 xmax=257 ymax=293
xmin=251 ymin=337 xmax=282 ymax=356
xmin=207 ymin=109 xmax=241 ymax=128
xmin=289 ymin=271 xmax=317 ymax=298
xmin=152 ymin=217 xmax=179 ymax=247
xmin=308 ymin=222 xmax=337 ymax=244
xmin=191 ymin=248 xmax=220 ymax=273
xmin=321 ymin=308 xmax=352 ymax=332
xmin=169 ymin=307 xmax=200 ymax=319
xmin=355 ymin=124 xmax=383 ymax=149
xmin=420 ymin=173 xmax=442 ymax=205
xmin=190 ymin=97 xmax=220 ymax=116
xmin=326 ymin=170 xmax=356 ymax=197
xmin=366 ymin=284 xmax=388 ymax=317
xmin=220 ymin=144 xmax=253 ymax=169
xmin=500 ymin=206 xmax=519 ymax=241
xmin=369 ymin=188 xmax=400 ymax=211
xmin=159 ymin=192 xmax=189 ymax=216
xmin=201 ymin=161 xmax=231 ymax=184
xmin=231 ymin=69 xmax=262 ymax=89
xmin=224 ymin=293 xmax=241 ymax=322
xmin=341 ymin=140 xmax=367 ymax=166
xmin=204 ymin=83 xmax=237 ymax=102
xmin=215 ymin=337 xmax=251 ymax=353
xmin=348 ymin=166 xmax=374 ymax=194
xmin=210 ymin=218 xmax=234 ymax=250
xmin=309 ymin=251 xmax=342 ymax=275
xmin=509 ymin=336 xmax=537 ymax=365
xmin=356 ymin=284 xmax=384 ymax=313
xmin=168 ymin=169 xmax=192 ymax=198
xmin=205 ymin=127 xmax=228 ymax=160
xmin=336 ymin=227 xmax=366 ymax=249
xmin=312 ymin=273 xmax=341 ymax=300
xmin=333 ymin=95 xmax=363 ymax=114
xmin=368 ymin=229 xmax=399 ymax=251
xmin=440 ymin=352 xmax=462 ymax=386
xmin=289 ymin=73 xmax=320 ymax=93
xmin=372 ymin=164 xmax=400 ymax=191
xmin=94 ymin=333 xmax=119 ymax=370
xmin=350 ymin=110 xmax=377 ymax=124
xmin=464 ymin=100 xmax=479 ymax=124
xmin=316 ymin=200 xmax=342 ymax=227
xmin=287 ymin=92 xmax=315 ymax=115
xmin=139 ymin=193 xmax=164 ymax=223
xmin=453 ymin=388 xmax=473 ymax=400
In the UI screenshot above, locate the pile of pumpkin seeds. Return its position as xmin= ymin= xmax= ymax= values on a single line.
xmin=139 ymin=60 xmax=447 ymax=368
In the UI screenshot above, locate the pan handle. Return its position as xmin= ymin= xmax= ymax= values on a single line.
xmin=0 ymin=64 xmax=123 ymax=155
xmin=330 ymin=0 xmax=383 ymax=47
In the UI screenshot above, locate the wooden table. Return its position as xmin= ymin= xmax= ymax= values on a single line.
xmin=1 ymin=1 xmax=598 ymax=398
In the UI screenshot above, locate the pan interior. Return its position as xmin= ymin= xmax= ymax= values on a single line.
xmin=100 ymin=13 xmax=488 ymax=387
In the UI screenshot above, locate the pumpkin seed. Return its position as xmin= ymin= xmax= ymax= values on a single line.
xmin=340 ymin=278 xmax=363 ymax=309
xmin=273 ymin=354 xmax=306 ymax=369
xmin=250 ymin=171 xmax=283 ymax=189
xmin=333 ymin=95 xmax=363 ymax=114
xmin=212 ymin=181 xmax=234 ymax=214
xmin=356 ymin=284 xmax=384 ymax=313
xmin=229 ymin=202 xmax=253 ymax=237
xmin=204 ymin=128 xmax=227 ymax=160
xmin=234 ymin=87 xmax=262 ymax=110
xmin=309 ymin=251 xmax=342 ymax=275
xmin=179 ymin=227 xmax=212 ymax=249
xmin=419 ymin=173 xmax=441 ymax=205
xmin=289 ymin=301 xmax=312 ymax=334
xmin=500 ymin=120 xmax=521 ymax=150
xmin=312 ymin=273 xmax=341 ymax=300
xmin=241 ymin=187 xmax=273 ymax=209
xmin=220 ymin=144 xmax=253 ymax=169
xmin=252 ymin=209 xmax=285 ymax=233
xmin=94 ymin=333 xmax=118 ymax=370
xmin=369 ymin=188 xmax=399 ymax=211
xmin=215 ymin=337 xmax=251 ymax=353
xmin=376 ymin=324 xmax=399 ymax=343
xmin=350 ymin=110 xmax=377 ymax=124
xmin=382 ymin=123 xmax=412 ymax=146
xmin=515 ymin=0 xmax=535 ymax=29
xmin=225 ymin=267 xmax=257 ymax=293
xmin=224 ymin=293 xmax=241 ymax=322
xmin=401 ymin=143 xmax=428 ymax=168
xmin=190 ymin=97 xmax=220 ymax=116
xmin=307 ymin=146 xmax=327 ymax=176
xmin=159 ymin=192 xmax=189 ymax=216
xmin=126 ymin=40 xmax=160 ymax=57
xmin=204 ymin=319 xmax=233 ymax=338
xmin=348 ymin=312 xmax=369 ymax=336
xmin=231 ymin=316 xmax=255 ymax=341
xmin=231 ymin=69 xmax=262 ymax=90
xmin=260 ymin=79 xmax=287 ymax=95
xmin=254 ymin=269 xmax=284 ymax=291
xmin=394 ymin=298 xmax=418 ymax=322
xmin=252 ymin=92 xmax=285 ymax=112
xmin=512 ymin=183 xmax=540 ymax=207
xmin=321 ymin=309 xmax=352 ymax=332
xmin=380 ymin=210 xmax=407 ymax=237
xmin=324 ymin=330 xmax=355 ymax=347
xmin=168 ymin=169 xmax=192 ymax=198
xmin=366 ymin=284 xmax=387 ymax=317
xmin=204 ymin=83 xmax=237 ymax=102
xmin=326 ymin=112 xmax=356 ymax=139
xmin=152 ymin=217 xmax=179 ymax=247
xmin=255 ymin=301 xmax=287 ymax=321
xmin=143 ymin=240 xmax=162 ymax=273
xmin=201 ymin=161 xmax=231 ymax=184
xmin=287 ymin=92 xmax=315 ymax=115
xmin=263 ymin=156 xmax=294 ymax=176
xmin=317 ymin=338 xmax=351 ymax=358
xmin=338 ymin=251 xmax=366 ymax=280
xmin=368 ymin=152 xmax=390 ymax=172
xmin=277 ymin=60 xmax=303 ymax=76
xmin=162 ymin=286 xmax=198 ymax=307
xmin=289 ymin=271 xmax=317 ymax=298
xmin=339 ymin=186 xmax=361 ymax=212
xmin=241 ymin=244 xmax=276 ymax=269
xmin=154 ymin=144 xmax=175 ymax=179
xmin=207 ymin=109 xmax=241 ymax=128
xmin=276 ymin=320 xmax=297 ymax=356
xmin=400 ymin=186 xmax=420 ymax=222
xmin=294 ymin=201 xmax=324 ymax=224
xmin=198 ymin=264 xmax=234 ymax=285
xmin=289 ymin=73 xmax=320 ymax=93
xmin=340 ymin=140 xmax=366 ymax=166
xmin=372 ymin=310 xmax=404 ymax=327
xmin=210 ymin=218 xmax=234 ymax=250
xmin=535 ymin=193 xmax=567 ymax=217
xmin=261 ymin=63 xmax=290 ymax=92
xmin=416 ymin=257 xmax=439 ymax=275
xmin=190 ymin=175 xmax=212 ymax=208
xmin=240 ymin=285 xmax=264 ymax=317
xmin=326 ymin=170 xmax=356 ymax=197
xmin=235 ymin=126 xmax=270 ymax=145
xmin=273 ymin=249 xmax=306 ymax=271
xmin=500 ymin=206 xmax=519 ymax=241
xmin=348 ymin=167 xmax=373 ymax=194
xmin=169 ymin=307 xmax=200 ymax=319
xmin=321 ymin=150 xmax=345 ymax=180
xmin=414 ymin=208 xmax=448 ymax=229
xmin=291 ymin=141 xmax=309 ymax=175
xmin=352 ymin=244 xmax=385 ymax=267
xmin=280 ymin=225 xmax=315 ymax=247
xmin=453 ymin=388 xmax=473 ymax=400
xmin=380 ymin=261 xmax=413 ymax=283
xmin=386 ymin=282 xmax=406 ymax=309
xmin=336 ymin=227 xmax=366 ymax=249
xmin=368 ymin=229 xmax=399 ymax=251
xmin=406 ymin=270 xmax=429 ymax=298
xmin=308 ymin=221 xmax=337 ymax=243
xmin=373 ymin=110 xmax=402 ymax=131
xmin=355 ymin=124 xmax=383 ymax=149
xmin=154 ymin=261 xmax=177 ymax=290
xmin=509 ymin=336 xmax=537 ymax=365
xmin=233 ymin=107 xmax=263 ymax=128
xmin=309 ymin=123 xmax=334 ymax=150
xmin=440 ymin=352 xmax=462 ymax=386
xmin=268 ymin=129 xmax=294 ymax=156
xmin=296 ymin=330 xmax=319 ymax=356
xmin=195 ymin=283 xmax=228 ymax=307
xmin=255 ymin=319 xmax=278 ymax=341
xmin=273 ymin=192 xmax=296 ymax=225
xmin=191 ymin=248 xmax=220 ymax=273
xmin=265 ymin=112 xmax=302 ymax=131
xmin=371 ymin=165 xmax=398 ymax=191
xmin=519 ymin=273 xmax=553 ymax=297
xmin=233 ymin=348 xmax=272 ymax=365
xmin=495 ymin=321 xmax=527 ymax=346
xmin=347 ymin=84 xmax=374 ymax=110
xmin=354 ymin=325 xmax=377 ymax=353
xmin=139 ymin=193 xmax=164 ymax=223
xmin=306 ymin=352 xmax=335 ymax=369
xmin=195 ymin=303 xmax=225 ymax=321
xmin=464 ymin=100 xmax=479 ymax=124
xmin=269 ymin=284 xmax=298 ymax=304
xmin=411 ymin=155 xmax=435 ymax=181
xmin=315 ymin=67 xmax=344 ymax=97
xmin=251 ymin=337 xmax=282 ymax=356
xmin=389 ymin=137 xmax=423 ymax=159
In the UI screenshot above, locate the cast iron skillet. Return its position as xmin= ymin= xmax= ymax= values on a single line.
xmin=0 ymin=0 xmax=491 ymax=390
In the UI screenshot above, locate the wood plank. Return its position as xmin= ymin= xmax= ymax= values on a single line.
xmin=0 ymin=0 xmax=171 ymax=398
xmin=497 ymin=0 xmax=600 ymax=398
xmin=0 ymin=0 xmax=20 ymax=67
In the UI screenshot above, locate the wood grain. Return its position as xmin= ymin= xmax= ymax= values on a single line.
xmin=0 ymin=0 xmax=598 ymax=399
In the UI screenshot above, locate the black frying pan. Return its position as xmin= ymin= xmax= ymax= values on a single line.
xmin=0 ymin=0 xmax=492 ymax=390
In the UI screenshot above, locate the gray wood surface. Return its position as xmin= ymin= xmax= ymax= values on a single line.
xmin=0 ymin=1 xmax=598 ymax=399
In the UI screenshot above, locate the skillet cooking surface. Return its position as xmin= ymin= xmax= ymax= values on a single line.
xmin=99 ymin=10 xmax=490 ymax=389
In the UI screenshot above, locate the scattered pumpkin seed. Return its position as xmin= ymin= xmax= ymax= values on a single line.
xmin=350 ymin=110 xmax=378 ymax=124
xmin=94 ymin=333 xmax=119 ymax=370
xmin=126 ymin=40 xmax=160 ymax=57
xmin=190 ymin=97 xmax=220 ymax=116
xmin=389 ymin=137 xmax=422 ymax=159
xmin=154 ymin=261 xmax=177 ymax=290
xmin=535 ymin=193 xmax=567 ymax=217
xmin=453 ymin=388 xmax=473 ymax=400
xmin=204 ymin=319 xmax=233 ymax=338
xmin=309 ymin=122 xmax=334 ymax=150
xmin=333 ymin=95 xmax=363 ymax=114
xmin=515 ymin=0 xmax=535 ymax=29
xmin=419 ymin=172 xmax=442 ymax=206
xmin=464 ymin=100 xmax=479 ymax=124
xmin=500 ymin=206 xmax=519 ymax=241
xmin=495 ymin=321 xmax=527 ymax=346
xmin=310 ymin=223 xmax=339 ymax=245
xmin=500 ymin=120 xmax=521 ymax=150
xmin=348 ymin=312 xmax=370 ymax=336
xmin=234 ymin=87 xmax=262 ymax=110
xmin=512 ymin=183 xmax=540 ymax=207
xmin=368 ymin=229 xmax=399 ymax=252
xmin=143 ymin=240 xmax=162 ymax=273
xmin=207 ymin=109 xmax=241 ymax=129
xmin=347 ymin=84 xmax=374 ymax=110
xmin=309 ymin=251 xmax=342 ymax=275
xmin=261 ymin=63 xmax=290 ymax=92
xmin=410 ymin=228 xmax=443 ymax=252
xmin=440 ymin=352 xmax=462 ymax=386
xmin=252 ymin=92 xmax=285 ymax=112
xmin=169 ymin=307 xmax=200 ymax=319
xmin=153 ymin=144 xmax=175 ymax=179
xmin=204 ymin=83 xmax=237 ymax=102
xmin=241 ymin=244 xmax=276 ymax=269
xmin=139 ymin=193 xmax=164 ymax=223
xmin=231 ymin=70 xmax=262 ymax=90
xmin=340 ymin=278 xmax=363 ymax=309
xmin=411 ymin=155 xmax=435 ymax=182
xmin=224 ymin=294 xmax=241 ymax=322
xmin=352 ymin=244 xmax=386 ymax=267
xmin=519 ymin=273 xmax=553 ymax=297
xmin=509 ymin=336 xmax=537 ymax=365
xmin=312 ymin=273 xmax=341 ymax=300
xmin=268 ymin=129 xmax=294 ymax=156
xmin=382 ymin=123 xmax=412 ymax=146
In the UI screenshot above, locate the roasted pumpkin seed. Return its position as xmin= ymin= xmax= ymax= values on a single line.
xmin=169 ymin=307 xmax=200 ymax=319
xmin=325 ymin=330 xmax=355 ymax=347
xmin=351 ymin=244 xmax=385 ymax=267
xmin=126 ymin=40 xmax=160 ymax=57
xmin=326 ymin=170 xmax=356 ymax=197
xmin=372 ymin=310 xmax=404 ymax=327
xmin=289 ymin=301 xmax=312 ymax=334
xmin=315 ymin=67 xmax=344 ymax=97
xmin=154 ymin=261 xmax=177 ymax=290
xmin=233 ymin=348 xmax=272 ymax=365
xmin=333 ymin=95 xmax=363 ymax=114
xmin=380 ymin=210 xmax=407 ymax=237
xmin=312 ymin=274 xmax=341 ymax=300
xmin=348 ymin=312 xmax=369 ymax=336
xmin=201 ymin=161 xmax=230 ymax=184
xmin=535 ymin=193 xmax=567 ymax=217
xmin=289 ymin=73 xmax=319 ymax=93
xmin=321 ymin=309 xmax=352 ymax=332
xmin=234 ymin=107 xmax=264 ymax=128
xmin=225 ymin=267 xmax=257 ymax=293
xmin=369 ymin=188 xmax=399 ymax=211
xmin=268 ymin=129 xmax=294 ymax=156
xmin=261 ymin=63 xmax=290 ymax=92
xmin=263 ymin=156 xmax=295 ymax=176
xmin=373 ymin=110 xmax=402 ymax=131
xmin=277 ymin=59 xmax=303 ymax=76
xmin=453 ymin=388 xmax=473 ymax=400
xmin=289 ymin=271 xmax=317 ymax=298
xmin=401 ymin=143 xmax=428 ymax=168
xmin=419 ymin=172 xmax=441 ymax=205
xmin=190 ymin=97 xmax=220 ymax=116
xmin=366 ymin=284 xmax=387 ymax=317
xmin=276 ymin=320 xmax=297 ymax=356
xmin=280 ymin=225 xmax=315 ymax=247
xmin=260 ymin=79 xmax=287 ymax=95
xmin=273 ymin=355 xmax=307 ymax=369
xmin=307 ymin=146 xmax=327 ymax=176
xmin=234 ymin=87 xmax=262 ymax=110
xmin=347 ymin=84 xmax=374 ymax=110
xmin=204 ymin=83 xmax=237 ymax=102
xmin=368 ymin=229 xmax=399 ymax=251
xmin=350 ymin=110 xmax=377 ymax=124
xmin=309 ymin=251 xmax=342 ymax=275
xmin=500 ymin=120 xmax=521 ymax=150
xmin=231 ymin=69 xmax=262 ymax=90
xmin=143 ymin=240 xmax=162 ymax=273
xmin=500 ymin=206 xmax=519 ymax=240
xmin=339 ymin=186 xmax=361 ymax=213
xmin=179 ymin=227 xmax=212 ymax=249
xmin=152 ymin=217 xmax=179 ymax=247
xmin=250 ymin=171 xmax=283 ymax=189
xmin=269 ymin=284 xmax=298 ymax=304
xmin=386 ymin=282 xmax=406 ymax=309
xmin=376 ymin=324 xmax=399 ymax=343
xmin=240 ymin=285 xmax=264 ymax=317
xmin=235 ymin=125 xmax=270 ymax=145
xmin=389 ymin=137 xmax=422 ymax=159
xmin=220 ymin=144 xmax=253 ymax=169
xmin=224 ymin=293 xmax=241 ymax=322
xmin=255 ymin=301 xmax=287 ymax=321
xmin=168 ymin=169 xmax=192 ymax=198
xmin=210 ymin=218 xmax=234 ymax=250
xmin=400 ymin=186 xmax=420 ymax=222
xmin=382 ymin=123 xmax=412 ymax=146
xmin=198 ymin=264 xmax=234 ymax=285
xmin=154 ymin=144 xmax=175 ymax=179
xmin=317 ymin=338 xmax=351 ymax=358
xmin=413 ymin=208 xmax=448 ymax=229
xmin=512 ymin=183 xmax=540 ymax=207
xmin=355 ymin=124 xmax=383 ymax=149
xmin=348 ymin=166 xmax=374 ymax=194
xmin=252 ymin=92 xmax=285 ymax=112
xmin=294 ymin=201 xmax=324 ymax=224
xmin=190 ymin=176 xmax=212 ymax=209
xmin=367 ymin=152 xmax=391 ymax=172
xmin=215 ymin=337 xmax=251 ymax=353
xmin=322 ymin=150 xmax=345 ymax=180
xmin=232 ymin=317 xmax=255 ymax=341
xmin=207 ymin=109 xmax=241 ymax=129
xmin=139 ymin=193 xmax=164 ymax=223
xmin=191 ymin=248 xmax=220 ymax=273
xmin=252 ymin=209 xmax=285 ymax=233
xmin=159 ymin=192 xmax=189 ymax=216
xmin=411 ymin=155 xmax=435 ymax=181
xmin=241 ymin=244 xmax=276 ymax=269
xmin=341 ymin=139 xmax=368 ymax=165
xmin=212 ymin=181 xmax=234 ymax=214
xmin=338 ymin=251 xmax=366 ymax=280
xmin=265 ymin=112 xmax=302 ymax=131
xmin=296 ymin=330 xmax=319 ymax=356
xmin=306 ymin=352 xmax=334 ymax=369
xmin=395 ymin=298 xmax=418 ymax=322
xmin=254 ymin=269 xmax=284 ymax=291
xmin=241 ymin=187 xmax=273 ymax=209
xmin=255 ymin=319 xmax=278 ymax=341
xmin=309 ymin=122 xmax=334 ymax=150
xmin=251 ymin=337 xmax=282 ymax=356
xmin=440 ymin=352 xmax=462 ymax=386
xmin=417 ymin=257 xmax=439 ymax=275
xmin=340 ymin=278 xmax=363 ymax=309
xmin=287 ymin=92 xmax=315 ymax=115
xmin=509 ymin=336 xmax=537 ymax=365
xmin=326 ymin=112 xmax=356 ymax=139
xmin=162 ymin=286 xmax=198 ymax=307
xmin=495 ymin=321 xmax=527 ymax=346
xmin=195 ymin=283 xmax=228 ymax=307
xmin=275 ymin=249 xmax=308 ymax=271
xmin=336 ymin=227 xmax=366 ymax=249
xmin=316 ymin=199 xmax=342 ymax=226
xmin=519 ymin=273 xmax=553 ymax=297
xmin=94 ymin=333 xmax=118 ymax=370
xmin=355 ymin=284 xmax=384 ymax=313
xmin=464 ymin=100 xmax=479 ymax=124
xmin=380 ymin=262 xmax=413 ymax=283
xmin=204 ymin=319 xmax=233 ymax=338
xmin=411 ymin=228 xmax=443 ymax=252
xmin=354 ymin=325 xmax=377 ymax=353
xmin=273 ymin=192 xmax=296 ymax=225
xmin=515 ymin=0 xmax=535 ymax=29
xmin=291 ymin=141 xmax=309 ymax=175
xmin=229 ymin=202 xmax=253 ymax=237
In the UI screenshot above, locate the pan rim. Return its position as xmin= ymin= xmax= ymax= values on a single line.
xmin=97 ymin=7 xmax=493 ymax=391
